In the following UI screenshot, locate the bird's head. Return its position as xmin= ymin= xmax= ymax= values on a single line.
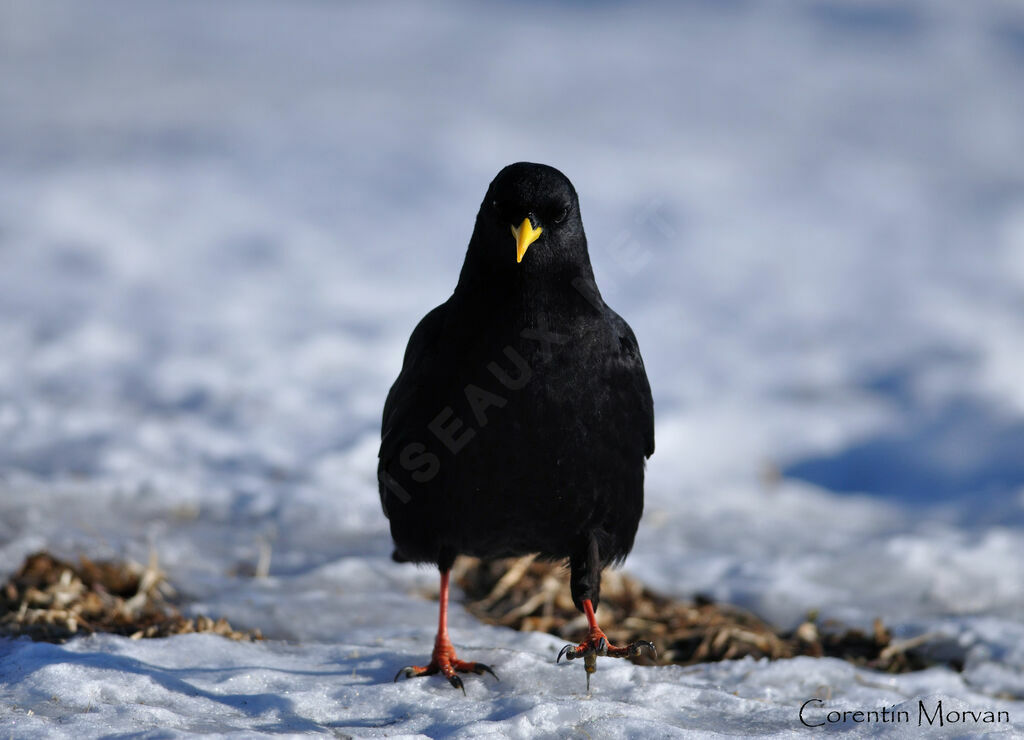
xmin=470 ymin=162 xmax=589 ymax=273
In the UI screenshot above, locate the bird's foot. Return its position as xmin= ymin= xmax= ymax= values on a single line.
xmin=557 ymin=629 xmax=656 ymax=691
xmin=557 ymin=630 xmax=657 ymax=661
xmin=394 ymin=638 xmax=498 ymax=694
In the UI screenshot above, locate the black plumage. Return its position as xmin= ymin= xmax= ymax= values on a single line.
xmin=380 ymin=162 xmax=654 ymax=691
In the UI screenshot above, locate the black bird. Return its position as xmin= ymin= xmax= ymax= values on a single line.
xmin=379 ymin=162 xmax=655 ymax=691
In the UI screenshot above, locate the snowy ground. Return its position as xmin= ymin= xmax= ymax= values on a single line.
xmin=2 ymin=0 xmax=1024 ymax=736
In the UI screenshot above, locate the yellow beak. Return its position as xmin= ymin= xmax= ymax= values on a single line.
xmin=510 ymin=217 xmax=542 ymax=263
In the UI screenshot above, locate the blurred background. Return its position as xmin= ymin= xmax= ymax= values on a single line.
xmin=2 ymin=0 xmax=1024 ymax=636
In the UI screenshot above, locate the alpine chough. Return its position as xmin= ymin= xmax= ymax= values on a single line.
xmin=379 ymin=162 xmax=655 ymax=691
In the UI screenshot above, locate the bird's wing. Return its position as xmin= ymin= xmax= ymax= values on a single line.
xmin=606 ymin=310 xmax=655 ymax=459
xmin=378 ymin=301 xmax=449 ymax=515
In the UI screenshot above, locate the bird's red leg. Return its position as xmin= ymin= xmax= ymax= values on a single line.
xmin=394 ymin=569 xmax=498 ymax=693
xmin=557 ymin=599 xmax=656 ymax=689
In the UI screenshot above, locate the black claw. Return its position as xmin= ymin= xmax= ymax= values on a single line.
xmin=632 ymin=640 xmax=657 ymax=658
xmin=449 ymin=674 xmax=466 ymax=695
xmin=596 ymin=637 xmax=608 ymax=656
xmin=557 ymin=644 xmax=577 ymax=663
xmin=475 ymin=663 xmax=499 ymax=681
xmin=394 ymin=666 xmax=414 ymax=682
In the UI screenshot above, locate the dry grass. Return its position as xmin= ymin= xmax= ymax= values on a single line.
xmin=0 ymin=551 xmax=260 ymax=643
xmin=2 ymin=550 xmax=941 ymax=674
xmin=454 ymin=556 xmax=936 ymax=673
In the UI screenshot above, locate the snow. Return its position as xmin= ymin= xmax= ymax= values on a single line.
xmin=2 ymin=0 xmax=1024 ymax=736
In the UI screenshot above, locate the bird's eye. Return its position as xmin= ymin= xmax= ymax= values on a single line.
xmin=553 ymin=206 xmax=569 ymax=224
xmin=491 ymin=200 xmax=500 ymax=211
